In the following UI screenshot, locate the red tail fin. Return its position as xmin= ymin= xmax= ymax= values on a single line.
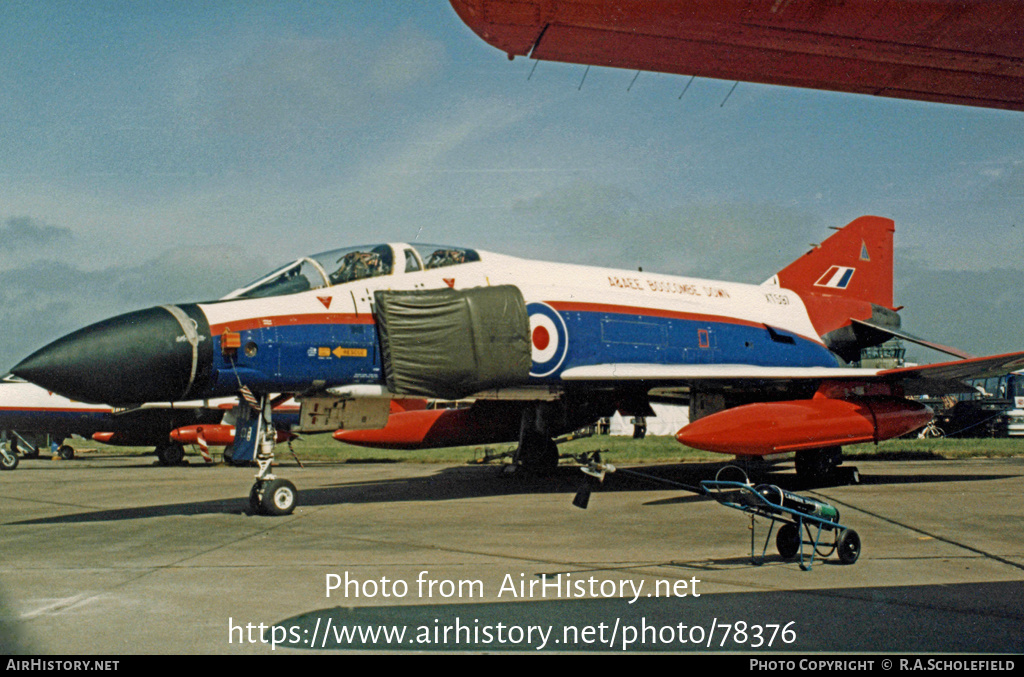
xmin=769 ymin=216 xmax=896 ymax=355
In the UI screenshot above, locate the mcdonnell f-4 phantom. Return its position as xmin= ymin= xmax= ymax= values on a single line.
xmin=13 ymin=216 xmax=1024 ymax=514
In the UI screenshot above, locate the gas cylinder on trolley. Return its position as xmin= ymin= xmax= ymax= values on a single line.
xmin=755 ymin=484 xmax=840 ymax=523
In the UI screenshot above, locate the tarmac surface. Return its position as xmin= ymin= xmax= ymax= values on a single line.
xmin=1 ymin=449 xmax=1022 ymax=654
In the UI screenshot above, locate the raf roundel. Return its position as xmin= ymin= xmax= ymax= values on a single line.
xmin=527 ymin=302 xmax=568 ymax=377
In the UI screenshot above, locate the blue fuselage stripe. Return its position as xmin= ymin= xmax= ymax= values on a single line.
xmin=205 ymin=306 xmax=836 ymax=395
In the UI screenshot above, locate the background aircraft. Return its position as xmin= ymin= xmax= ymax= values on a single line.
xmin=0 ymin=374 xmax=230 ymax=469
xmin=450 ymin=0 xmax=1024 ymax=112
xmin=12 ymin=216 xmax=1024 ymax=514
xmin=169 ymin=422 xmax=296 ymax=465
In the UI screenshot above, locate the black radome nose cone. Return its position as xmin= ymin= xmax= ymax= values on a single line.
xmin=13 ymin=305 xmax=211 ymax=405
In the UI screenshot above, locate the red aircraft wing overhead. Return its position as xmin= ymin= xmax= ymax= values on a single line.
xmin=450 ymin=0 xmax=1024 ymax=111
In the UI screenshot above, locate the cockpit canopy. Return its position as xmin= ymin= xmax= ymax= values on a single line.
xmin=224 ymin=243 xmax=480 ymax=300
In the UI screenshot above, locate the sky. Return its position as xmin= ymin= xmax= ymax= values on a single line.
xmin=1 ymin=1 xmax=1022 ymax=372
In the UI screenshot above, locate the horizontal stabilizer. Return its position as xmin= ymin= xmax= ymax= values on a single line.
xmin=851 ymin=318 xmax=973 ymax=360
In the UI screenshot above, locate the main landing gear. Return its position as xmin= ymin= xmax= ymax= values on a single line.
xmin=511 ymin=406 xmax=559 ymax=475
xmin=795 ymin=446 xmax=859 ymax=485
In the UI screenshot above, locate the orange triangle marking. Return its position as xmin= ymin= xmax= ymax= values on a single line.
xmin=318 ymin=296 xmax=332 ymax=309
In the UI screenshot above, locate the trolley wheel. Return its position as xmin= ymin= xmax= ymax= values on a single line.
xmin=837 ymin=529 xmax=861 ymax=565
xmin=57 ymin=445 xmax=75 ymax=460
xmin=776 ymin=522 xmax=801 ymax=559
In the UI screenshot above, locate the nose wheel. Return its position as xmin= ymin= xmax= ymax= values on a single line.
xmin=1 ymin=447 xmax=18 ymax=471
xmin=249 ymin=478 xmax=297 ymax=516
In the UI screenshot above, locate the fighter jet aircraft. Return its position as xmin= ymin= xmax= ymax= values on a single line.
xmin=13 ymin=216 xmax=1024 ymax=514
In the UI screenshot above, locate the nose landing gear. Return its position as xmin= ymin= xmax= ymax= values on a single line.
xmin=235 ymin=390 xmax=299 ymax=516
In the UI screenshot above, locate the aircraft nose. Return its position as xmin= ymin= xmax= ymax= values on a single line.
xmin=13 ymin=304 xmax=212 ymax=405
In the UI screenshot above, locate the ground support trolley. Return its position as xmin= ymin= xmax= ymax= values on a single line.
xmin=699 ymin=477 xmax=860 ymax=570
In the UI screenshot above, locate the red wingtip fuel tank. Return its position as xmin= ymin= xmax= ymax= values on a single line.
xmin=675 ymin=396 xmax=933 ymax=456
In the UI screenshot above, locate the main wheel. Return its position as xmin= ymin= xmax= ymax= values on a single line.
xmin=776 ymin=522 xmax=801 ymax=559
xmin=837 ymin=529 xmax=861 ymax=564
xmin=248 ymin=483 xmax=263 ymax=514
xmin=795 ymin=447 xmax=841 ymax=481
xmin=156 ymin=443 xmax=185 ymax=466
xmin=518 ymin=432 xmax=559 ymax=475
xmin=259 ymin=479 xmax=298 ymax=516
xmin=57 ymin=445 xmax=75 ymax=460
xmin=0 ymin=453 xmax=18 ymax=471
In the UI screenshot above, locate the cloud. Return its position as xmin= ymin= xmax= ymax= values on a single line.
xmin=368 ymin=27 xmax=447 ymax=93
xmin=0 ymin=217 xmax=73 ymax=251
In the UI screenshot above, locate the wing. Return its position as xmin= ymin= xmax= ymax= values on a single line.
xmin=451 ymin=0 xmax=1024 ymax=111
xmin=878 ymin=351 xmax=1024 ymax=395
xmin=561 ymin=351 xmax=1024 ymax=397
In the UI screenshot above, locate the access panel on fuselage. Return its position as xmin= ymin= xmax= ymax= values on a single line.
xmin=374 ymin=285 xmax=531 ymax=399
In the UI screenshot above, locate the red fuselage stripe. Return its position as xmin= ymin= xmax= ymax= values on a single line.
xmin=0 ymin=406 xmax=113 ymax=414
xmin=208 ymin=302 xmax=825 ymax=347
xmin=209 ymin=313 xmax=374 ymax=334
